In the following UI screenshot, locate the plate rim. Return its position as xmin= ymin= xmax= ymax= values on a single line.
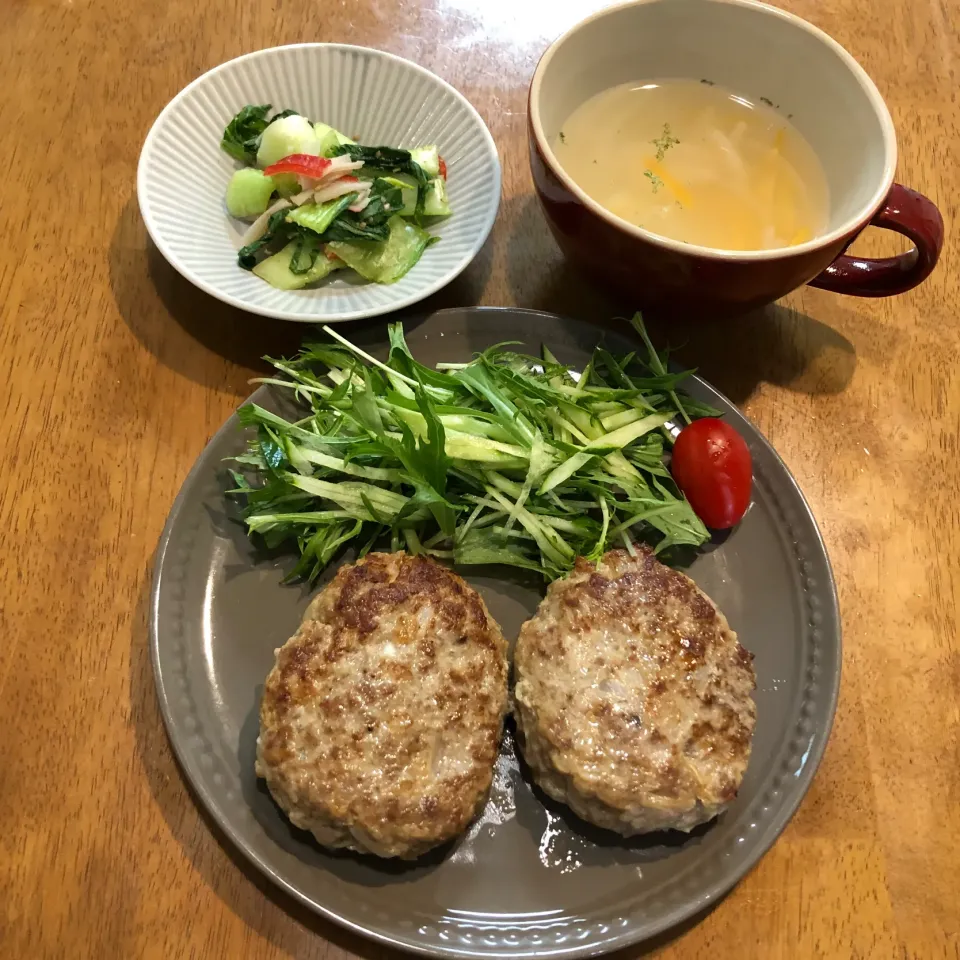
xmin=136 ymin=43 xmax=502 ymax=324
xmin=149 ymin=306 xmax=841 ymax=957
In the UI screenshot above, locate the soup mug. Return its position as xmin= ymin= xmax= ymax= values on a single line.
xmin=528 ymin=0 xmax=944 ymax=316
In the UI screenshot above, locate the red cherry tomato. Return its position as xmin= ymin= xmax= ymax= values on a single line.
xmin=671 ymin=418 xmax=752 ymax=529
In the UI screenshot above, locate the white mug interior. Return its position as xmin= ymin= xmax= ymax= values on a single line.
xmin=530 ymin=0 xmax=898 ymax=259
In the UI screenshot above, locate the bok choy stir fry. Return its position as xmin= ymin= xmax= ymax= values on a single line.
xmin=228 ymin=315 xmax=719 ymax=582
xmin=220 ymin=105 xmax=450 ymax=289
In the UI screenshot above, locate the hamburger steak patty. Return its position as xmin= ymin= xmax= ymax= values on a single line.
xmin=514 ymin=548 xmax=757 ymax=834
xmin=256 ymin=552 xmax=509 ymax=859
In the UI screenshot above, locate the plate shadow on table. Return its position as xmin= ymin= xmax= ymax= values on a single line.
xmin=129 ymin=571 xmax=392 ymax=960
xmin=503 ymin=195 xmax=857 ymax=406
xmin=108 ymin=197 xmax=495 ymax=394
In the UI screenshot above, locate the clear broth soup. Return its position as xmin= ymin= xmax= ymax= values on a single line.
xmin=553 ymin=79 xmax=829 ymax=251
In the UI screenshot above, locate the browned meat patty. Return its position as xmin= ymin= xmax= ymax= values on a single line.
xmin=514 ymin=547 xmax=756 ymax=834
xmin=256 ymin=552 xmax=509 ymax=859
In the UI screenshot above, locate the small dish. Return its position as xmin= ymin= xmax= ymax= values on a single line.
xmin=138 ymin=44 xmax=501 ymax=323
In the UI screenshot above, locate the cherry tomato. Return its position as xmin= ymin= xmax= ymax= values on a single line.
xmin=438 ymin=156 xmax=448 ymax=179
xmin=671 ymin=418 xmax=752 ymax=529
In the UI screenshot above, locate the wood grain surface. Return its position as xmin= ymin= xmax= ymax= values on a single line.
xmin=1 ymin=1 xmax=958 ymax=957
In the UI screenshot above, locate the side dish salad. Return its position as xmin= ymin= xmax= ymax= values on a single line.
xmin=228 ymin=314 xmax=753 ymax=583
xmin=220 ymin=104 xmax=451 ymax=289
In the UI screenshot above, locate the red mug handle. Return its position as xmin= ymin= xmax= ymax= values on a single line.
xmin=809 ymin=183 xmax=944 ymax=297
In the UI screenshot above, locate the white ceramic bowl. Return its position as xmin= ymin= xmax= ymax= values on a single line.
xmin=138 ymin=44 xmax=501 ymax=323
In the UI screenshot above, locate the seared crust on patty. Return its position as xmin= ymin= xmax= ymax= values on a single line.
xmin=256 ymin=552 xmax=509 ymax=859
xmin=514 ymin=547 xmax=756 ymax=834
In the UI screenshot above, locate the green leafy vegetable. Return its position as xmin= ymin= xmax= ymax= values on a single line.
xmin=286 ymin=193 xmax=358 ymax=237
xmin=359 ymin=172 xmax=418 ymax=217
xmin=357 ymin=178 xmax=406 ymax=224
xmin=322 ymin=215 xmax=389 ymax=243
xmin=228 ymin=314 xmax=711 ymax=581
xmin=302 ymin=178 xmax=406 ymax=242
xmin=237 ymin=207 xmax=292 ymax=269
xmin=221 ymin=104 xmax=273 ymax=164
xmin=328 ymin=216 xmax=434 ymax=283
xmin=328 ymin=144 xmax=429 ymax=184
xmin=288 ymin=232 xmax=322 ymax=275
xmin=251 ymin=240 xmax=344 ymax=290
xmin=223 ymin=118 xmax=450 ymax=284
xmin=328 ymin=143 xmax=430 ymax=220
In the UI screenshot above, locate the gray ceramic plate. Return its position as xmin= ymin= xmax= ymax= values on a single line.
xmin=151 ymin=307 xmax=840 ymax=958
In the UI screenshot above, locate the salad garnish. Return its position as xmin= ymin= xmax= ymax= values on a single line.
xmin=228 ymin=314 xmax=729 ymax=583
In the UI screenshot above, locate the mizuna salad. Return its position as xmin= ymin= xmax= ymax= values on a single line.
xmin=227 ymin=315 xmax=731 ymax=583
xmin=220 ymin=105 xmax=451 ymax=289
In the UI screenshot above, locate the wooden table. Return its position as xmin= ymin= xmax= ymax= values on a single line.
xmin=2 ymin=0 xmax=957 ymax=957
